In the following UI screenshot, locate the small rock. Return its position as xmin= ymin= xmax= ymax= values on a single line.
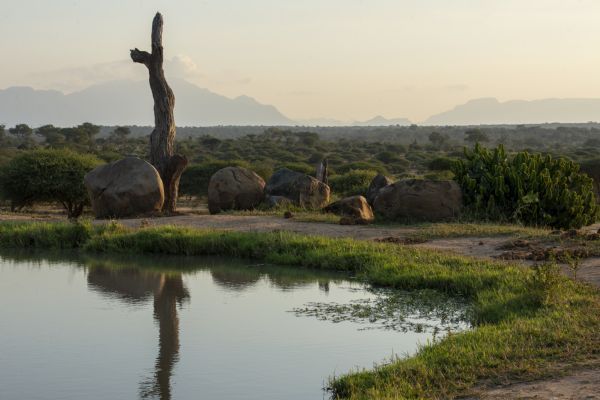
xmin=323 ymin=195 xmax=374 ymax=223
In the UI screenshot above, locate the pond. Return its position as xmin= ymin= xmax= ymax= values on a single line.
xmin=0 ymin=251 xmax=470 ymax=400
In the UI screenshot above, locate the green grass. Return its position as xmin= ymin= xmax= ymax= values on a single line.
xmin=0 ymin=220 xmax=598 ymax=399
xmin=403 ymin=222 xmax=551 ymax=240
xmin=223 ymin=208 xmax=341 ymax=223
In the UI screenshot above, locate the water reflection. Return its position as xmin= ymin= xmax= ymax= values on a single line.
xmin=0 ymin=250 xmax=467 ymax=400
xmin=87 ymin=266 xmax=188 ymax=400
xmin=81 ymin=255 xmax=346 ymax=400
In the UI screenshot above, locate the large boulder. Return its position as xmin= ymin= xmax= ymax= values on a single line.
xmin=265 ymin=168 xmax=330 ymax=208
xmin=373 ymin=179 xmax=462 ymax=221
xmin=324 ymin=195 xmax=374 ymax=224
xmin=208 ymin=167 xmax=265 ymax=214
xmin=366 ymin=173 xmax=393 ymax=205
xmin=84 ymin=157 xmax=164 ymax=218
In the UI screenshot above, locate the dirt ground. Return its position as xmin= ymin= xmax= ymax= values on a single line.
xmin=2 ymin=211 xmax=599 ymax=399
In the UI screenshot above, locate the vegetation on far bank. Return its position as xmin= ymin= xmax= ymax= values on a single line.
xmin=0 ymin=220 xmax=598 ymax=399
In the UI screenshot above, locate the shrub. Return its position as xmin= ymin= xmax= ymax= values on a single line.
xmin=335 ymin=162 xmax=389 ymax=175
xmin=276 ymin=162 xmax=314 ymax=175
xmin=428 ymin=157 xmax=456 ymax=171
xmin=452 ymin=144 xmax=598 ymax=229
xmin=579 ymin=158 xmax=600 ymax=199
xmin=0 ymin=149 xmax=101 ymax=218
xmin=329 ymin=169 xmax=378 ymax=197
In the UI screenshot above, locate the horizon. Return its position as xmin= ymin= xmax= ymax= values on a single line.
xmin=2 ymin=1 xmax=600 ymax=123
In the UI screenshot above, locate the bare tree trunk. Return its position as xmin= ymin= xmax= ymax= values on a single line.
xmin=316 ymin=158 xmax=329 ymax=185
xmin=131 ymin=12 xmax=187 ymax=213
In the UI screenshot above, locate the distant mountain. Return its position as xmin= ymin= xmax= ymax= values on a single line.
xmin=425 ymin=98 xmax=600 ymax=125
xmin=0 ymin=79 xmax=293 ymax=127
xmin=295 ymin=117 xmax=347 ymax=126
xmin=353 ymin=115 xmax=412 ymax=126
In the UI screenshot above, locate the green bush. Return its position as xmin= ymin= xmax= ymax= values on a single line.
xmin=329 ymin=169 xmax=378 ymax=197
xmin=579 ymin=158 xmax=600 ymax=199
xmin=335 ymin=162 xmax=389 ymax=175
xmin=428 ymin=156 xmax=456 ymax=171
xmin=0 ymin=149 xmax=101 ymax=217
xmin=453 ymin=144 xmax=598 ymax=229
xmin=276 ymin=162 xmax=314 ymax=175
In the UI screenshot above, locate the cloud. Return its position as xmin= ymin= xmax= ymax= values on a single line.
xmin=28 ymin=60 xmax=140 ymax=92
xmin=165 ymin=55 xmax=204 ymax=80
xmin=26 ymin=55 xmax=207 ymax=93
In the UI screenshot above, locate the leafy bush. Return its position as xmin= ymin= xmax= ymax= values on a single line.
xmin=329 ymin=169 xmax=378 ymax=198
xmin=335 ymin=162 xmax=389 ymax=175
xmin=453 ymin=144 xmax=598 ymax=229
xmin=276 ymin=162 xmax=314 ymax=175
xmin=428 ymin=157 xmax=456 ymax=171
xmin=579 ymin=158 xmax=600 ymax=199
xmin=0 ymin=149 xmax=101 ymax=218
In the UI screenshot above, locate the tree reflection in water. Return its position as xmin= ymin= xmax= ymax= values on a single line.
xmin=87 ymin=267 xmax=189 ymax=400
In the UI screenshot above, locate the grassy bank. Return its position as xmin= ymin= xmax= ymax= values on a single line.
xmin=0 ymin=221 xmax=598 ymax=399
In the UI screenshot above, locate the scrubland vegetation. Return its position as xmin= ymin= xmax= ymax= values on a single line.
xmin=0 ymin=220 xmax=597 ymax=398
xmin=1 ymin=122 xmax=599 ymax=229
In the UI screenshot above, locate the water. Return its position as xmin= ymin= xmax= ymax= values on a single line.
xmin=0 ymin=251 xmax=469 ymax=400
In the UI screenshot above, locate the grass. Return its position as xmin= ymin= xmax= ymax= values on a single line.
xmin=223 ymin=208 xmax=341 ymax=223
xmin=226 ymin=208 xmax=555 ymax=237
xmin=403 ymin=222 xmax=551 ymax=240
xmin=0 ymin=220 xmax=598 ymax=399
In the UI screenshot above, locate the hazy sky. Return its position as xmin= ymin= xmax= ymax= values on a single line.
xmin=2 ymin=0 xmax=600 ymax=122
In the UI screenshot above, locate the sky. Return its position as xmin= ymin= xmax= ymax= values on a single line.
xmin=2 ymin=0 xmax=600 ymax=123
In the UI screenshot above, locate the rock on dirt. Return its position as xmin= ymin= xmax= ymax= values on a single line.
xmin=208 ymin=166 xmax=265 ymax=214
xmin=373 ymin=179 xmax=462 ymax=221
xmin=324 ymin=195 xmax=374 ymax=224
xmin=84 ymin=157 xmax=164 ymax=219
xmin=264 ymin=168 xmax=330 ymax=208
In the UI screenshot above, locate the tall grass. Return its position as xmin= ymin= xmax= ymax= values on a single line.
xmin=0 ymin=221 xmax=598 ymax=399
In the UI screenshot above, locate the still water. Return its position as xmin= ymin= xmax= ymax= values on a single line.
xmin=0 ymin=251 xmax=468 ymax=400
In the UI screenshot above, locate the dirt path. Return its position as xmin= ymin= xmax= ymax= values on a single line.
xmin=2 ymin=212 xmax=599 ymax=399
xmin=115 ymin=214 xmax=421 ymax=239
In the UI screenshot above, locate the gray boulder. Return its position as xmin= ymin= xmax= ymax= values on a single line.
xmin=324 ymin=195 xmax=375 ymax=224
xmin=265 ymin=195 xmax=293 ymax=208
xmin=366 ymin=173 xmax=393 ymax=205
xmin=264 ymin=168 xmax=330 ymax=208
xmin=373 ymin=179 xmax=462 ymax=221
xmin=84 ymin=157 xmax=164 ymax=218
xmin=208 ymin=167 xmax=265 ymax=214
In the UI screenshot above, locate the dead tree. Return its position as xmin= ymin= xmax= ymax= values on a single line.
xmin=316 ymin=158 xmax=329 ymax=185
xmin=131 ymin=12 xmax=187 ymax=213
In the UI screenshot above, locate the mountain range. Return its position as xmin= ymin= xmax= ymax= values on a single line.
xmin=425 ymin=97 xmax=600 ymax=125
xmin=2 ymin=80 xmax=600 ymax=127
xmin=0 ymin=79 xmax=292 ymax=127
